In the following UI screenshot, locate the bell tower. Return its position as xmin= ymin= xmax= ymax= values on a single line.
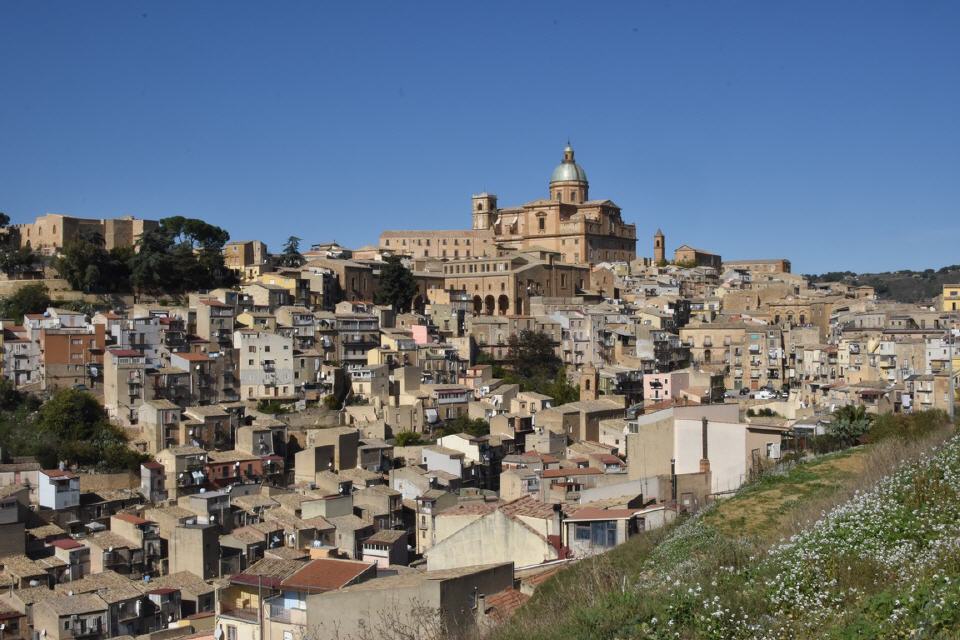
xmin=654 ymin=228 xmax=665 ymax=263
xmin=580 ymin=362 xmax=599 ymax=401
xmin=472 ymin=193 xmax=497 ymax=230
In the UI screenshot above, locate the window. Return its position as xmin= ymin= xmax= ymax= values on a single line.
xmin=590 ymin=521 xmax=618 ymax=547
xmin=227 ymin=626 xmax=238 ymax=640
xmin=574 ymin=524 xmax=591 ymax=540
xmin=248 ymin=346 xmax=256 ymax=353
xmin=264 ymin=346 xmax=270 ymax=352
xmin=538 ymin=217 xmax=545 ymax=231
xmin=248 ymin=359 xmax=254 ymax=365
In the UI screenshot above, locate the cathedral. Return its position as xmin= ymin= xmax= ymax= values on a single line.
xmin=380 ymin=144 xmax=637 ymax=265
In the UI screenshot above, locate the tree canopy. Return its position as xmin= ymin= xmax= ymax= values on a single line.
xmin=53 ymin=230 xmax=132 ymax=293
xmin=374 ymin=256 xmax=417 ymax=312
xmin=130 ymin=216 xmax=237 ymax=295
xmin=0 ymin=385 xmax=145 ymax=471
xmin=0 ymin=212 xmax=39 ymax=278
xmin=278 ymin=236 xmax=305 ymax=268
xmin=0 ymin=283 xmax=52 ymax=321
xmin=481 ymin=330 xmax=580 ymax=404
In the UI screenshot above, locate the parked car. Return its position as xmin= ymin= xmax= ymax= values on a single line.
xmin=752 ymin=390 xmax=775 ymax=400
xmin=739 ymin=387 xmax=751 ymax=396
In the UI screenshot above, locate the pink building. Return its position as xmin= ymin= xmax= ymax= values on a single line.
xmin=644 ymin=371 xmax=690 ymax=406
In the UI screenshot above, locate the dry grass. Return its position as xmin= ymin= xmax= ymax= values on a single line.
xmin=700 ymin=425 xmax=955 ymax=544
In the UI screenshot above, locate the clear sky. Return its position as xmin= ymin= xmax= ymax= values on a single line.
xmin=1 ymin=1 xmax=958 ymax=274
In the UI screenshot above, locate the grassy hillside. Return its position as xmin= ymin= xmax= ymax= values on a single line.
xmin=494 ymin=412 xmax=959 ymax=639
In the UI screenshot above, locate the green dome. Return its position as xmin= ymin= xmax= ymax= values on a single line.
xmin=550 ymin=144 xmax=588 ymax=183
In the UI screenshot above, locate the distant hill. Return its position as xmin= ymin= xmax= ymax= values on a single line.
xmin=806 ymin=264 xmax=960 ymax=303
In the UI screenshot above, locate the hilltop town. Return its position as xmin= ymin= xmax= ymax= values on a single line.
xmin=0 ymin=145 xmax=956 ymax=639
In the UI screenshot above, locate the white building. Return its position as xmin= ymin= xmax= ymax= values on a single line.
xmin=233 ymin=329 xmax=296 ymax=400
xmin=38 ymin=469 xmax=80 ymax=510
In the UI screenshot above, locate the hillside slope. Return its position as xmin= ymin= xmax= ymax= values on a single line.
xmin=494 ymin=416 xmax=959 ymax=639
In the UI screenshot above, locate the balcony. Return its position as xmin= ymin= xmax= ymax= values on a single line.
xmin=268 ymin=603 xmax=307 ymax=625
xmin=220 ymin=607 xmax=259 ymax=623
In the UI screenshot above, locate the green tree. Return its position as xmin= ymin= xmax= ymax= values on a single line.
xmin=0 ymin=214 xmax=39 ymax=278
xmin=33 ymin=389 xmax=144 ymax=470
xmin=279 ymin=236 xmax=305 ymax=268
xmin=374 ymin=256 xmax=417 ymax=312
xmin=130 ymin=217 xmax=237 ymax=295
xmin=394 ymin=431 xmax=424 ymax=446
xmin=0 ymin=283 xmax=52 ymax=321
xmin=53 ymin=230 xmax=131 ymax=293
xmin=438 ymin=415 xmax=490 ymax=438
xmin=507 ymin=330 xmax=563 ymax=380
xmin=829 ymin=404 xmax=873 ymax=447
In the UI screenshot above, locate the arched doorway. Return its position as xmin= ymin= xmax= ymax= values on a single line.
xmin=472 ymin=296 xmax=483 ymax=315
xmin=497 ymin=295 xmax=509 ymax=316
xmin=484 ymin=295 xmax=495 ymax=315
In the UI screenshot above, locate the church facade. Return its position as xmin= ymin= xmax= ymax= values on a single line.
xmin=380 ymin=145 xmax=637 ymax=265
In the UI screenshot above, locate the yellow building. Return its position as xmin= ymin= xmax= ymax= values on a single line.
xmin=943 ymin=284 xmax=960 ymax=312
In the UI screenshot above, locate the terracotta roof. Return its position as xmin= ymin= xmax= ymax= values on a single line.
xmin=42 ymin=469 xmax=77 ymax=479
xmin=109 ymin=349 xmax=142 ymax=358
xmin=541 ymin=467 xmax=601 ymax=479
xmin=363 ymin=529 xmax=407 ymax=545
xmin=50 ymin=538 xmax=84 ymax=550
xmin=484 ymin=587 xmax=530 ymax=623
xmin=113 ymin=513 xmax=150 ymax=525
xmin=437 ymin=500 xmax=503 ymax=517
xmin=279 ymin=558 xmax=375 ymax=592
xmin=566 ymin=507 xmax=645 ymax=521
xmin=174 ymin=352 xmax=213 ymax=362
xmin=499 ymin=495 xmax=559 ymax=520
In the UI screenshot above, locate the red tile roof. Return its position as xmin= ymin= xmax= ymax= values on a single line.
xmin=113 ymin=513 xmax=150 ymax=525
xmin=42 ymin=469 xmax=77 ymax=479
xmin=484 ymin=588 xmax=530 ymax=623
xmin=109 ymin=349 xmax=142 ymax=358
xmin=541 ymin=467 xmax=601 ymax=479
xmin=50 ymin=538 xmax=83 ymax=550
xmin=174 ymin=352 xmax=213 ymax=362
xmin=565 ymin=507 xmax=644 ymax=521
xmin=279 ymin=558 xmax=375 ymax=593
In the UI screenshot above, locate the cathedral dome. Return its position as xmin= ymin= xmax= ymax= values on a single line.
xmin=550 ymin=144 xmax=588 ymax=184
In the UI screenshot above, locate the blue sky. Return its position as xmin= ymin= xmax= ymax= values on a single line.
xmin=1 ymin=1 xmax=958 ymax=274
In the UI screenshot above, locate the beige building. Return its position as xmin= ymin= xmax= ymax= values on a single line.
xmin=381 ymin=144 xmax=636 ymax=266
xmin=673 ymin=245 xmax=721 ymax=269
xmin=234 ymin=329 xmax=296 ymax=401
xmin=223 ymin=240 xmax=270 ymax=281
xmin=14 ymin=213 xmax=157 ymax=255
xmin=440 ymin=249 xmax=588 ymax=317
xmin=723 ymin=258 xmax=791 ymax=274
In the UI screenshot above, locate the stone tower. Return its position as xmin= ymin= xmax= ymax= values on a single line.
xmin=654 ymin=228 xmax=665 ymax=263
xmin=472 ymin=193 xmax=497 ymax=230
xmin=580 ymin=362 xmax=599 ymax=401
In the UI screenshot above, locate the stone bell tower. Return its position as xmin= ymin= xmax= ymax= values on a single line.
xmin=472 ymin=193 xmax=497 ymax=230
xmin=654 ymin=228 xmax=665 ymax=263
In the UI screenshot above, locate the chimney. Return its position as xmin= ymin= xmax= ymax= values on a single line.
xmin=699 ymin=417 xmax=711 ymax=474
